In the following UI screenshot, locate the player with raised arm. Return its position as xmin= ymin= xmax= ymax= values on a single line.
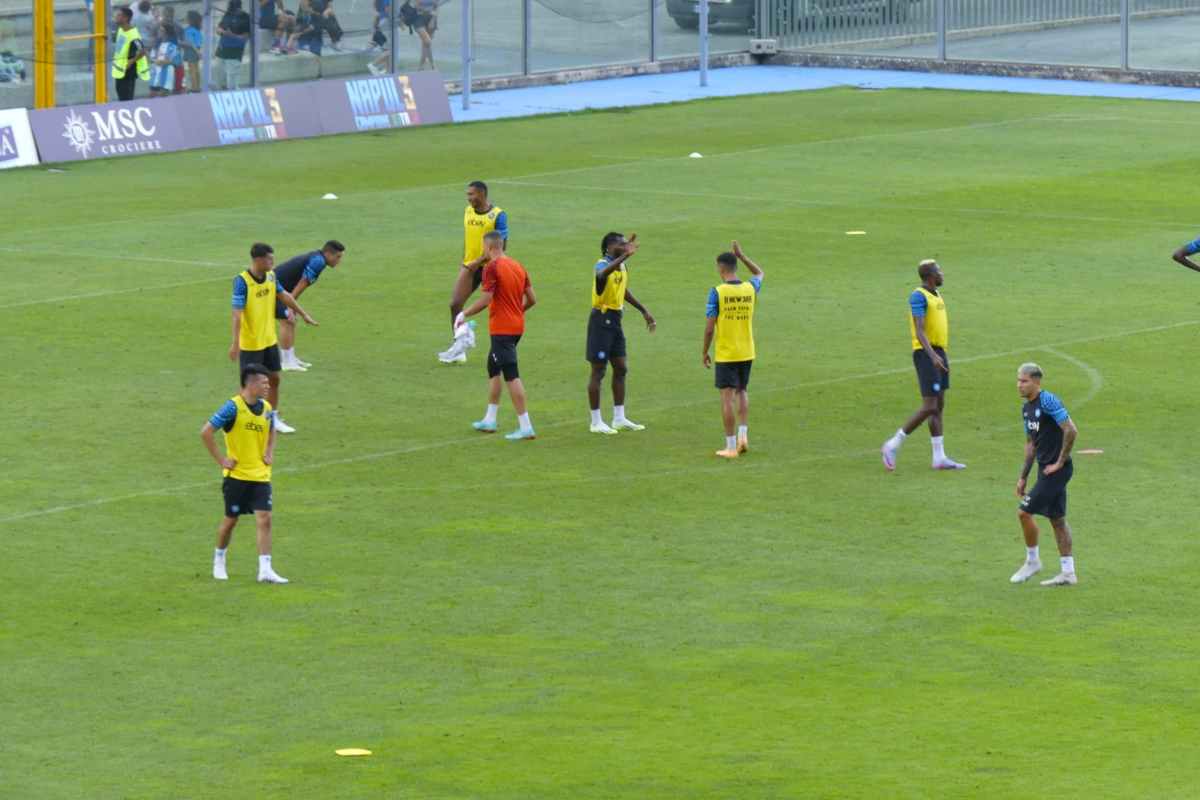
xmin=458 ymin=232 xmax=538 ymax=440
xmin=1010 ymin=363 xmax=1080 ymax=587
xmin=587 ymin=232 xmax=657 ymax=434
xmin=440 ymin=180 xmax=509 ymax=364
xmin=200 ymin=363 xmax=289 ymax=584
xmin=228 ymin=243 xmax=317 ymax=434
xmin=702 ymin=241 xmax=763 ymax=459
xmin=880 ymin=260 xmax=966 ymax=472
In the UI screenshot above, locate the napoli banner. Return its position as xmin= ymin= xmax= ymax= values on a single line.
xmin=178 ymin=83 xmax=323 ymax=147
xmin=29 ymin=98 xmax=187 ymax=163
xmin=315 ymin=71 xmax=452 ymax=135
xmin=0 ymin=107 xmax=39 ymax=170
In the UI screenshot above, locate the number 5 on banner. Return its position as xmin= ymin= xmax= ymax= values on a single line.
xmin=398 ymin=76 xmax=417 ymax=111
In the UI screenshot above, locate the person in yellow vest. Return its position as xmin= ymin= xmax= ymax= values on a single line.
xmin=228 ymin=243 xmax=317 ymax=434
xmin=702 ymin=241 xmax=764 ymax=459
xmin=111 ymin=6 xmax=151 ymax=102
xmin=440 ymin=180 xmax=509 ymax=364
xmin=587 ymin=231 xmax=657 ymax=435
xmin=200 ymin=364 xmax=289 ymax=584
xmin=880 ymin=260 xmax=966 ymax=471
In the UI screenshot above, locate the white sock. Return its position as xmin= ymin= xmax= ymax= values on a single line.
xmin=518 ymin=412 xmax=532 ymax=432
xmin=215 ymin=548 xmax=227 ymax=559
xmin=889 ymin=428 xmax=907 ymax=448
xmin=590 ymin=408 xmax=602 ymax=426
xmin=725 ymin=435 xmax=737 ymax=450
xmin=931 ymin=435 xmax=946 ymax=461
xmin=613 ymin=404 xmax=626 ymax=423
xmin=282 ymin=347 xmax=295 ymax=361
xmin=1061 ymin=556 xmax=1075 ymax=574
xmin=737 ymin=424 xmax=748 ymax=438
xmin=1027 ymin=546 xmax=1039 ymax=562
xmin=258 ymin=554 xmax=272 ymax=572
xmin=483 ymin=404 xmax=499 ymax=424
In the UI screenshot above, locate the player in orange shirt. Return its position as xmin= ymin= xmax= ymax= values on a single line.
xmin=457 ymin=232 xmax=538 ymax=440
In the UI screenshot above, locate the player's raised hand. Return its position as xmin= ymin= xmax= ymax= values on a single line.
xmin=731 ymin=240 xmax=744 ymax=259
xmin=625 ymin=235 xmax=639 ymax=256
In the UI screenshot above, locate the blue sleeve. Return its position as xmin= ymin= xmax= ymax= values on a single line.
xmin=750 ymin=276 xmax=762 ymax=293
xmin=909 ymin=289 xmax=927 ymax=317
xmin=209 ymin=399 xmax=238 ymax=431
xmin=705 ymin=287 xmax=719 ymax=319
xmin=267 ymin=409 xmax=276 ymax=430
xmin=594 ymin=259 xmax=608 ymax=273
xmin=1184 ymin=237 xmax=1200 ymax=256
xmin=303 ymin=253 xmax=326 ymax=284
xmin=231 ymin=275 xmax=247 ymax=309
xmin=494 ymin=210 xmax=509 ymax=240
xmin=1040 ymin=391 xmax=1070 ymax=423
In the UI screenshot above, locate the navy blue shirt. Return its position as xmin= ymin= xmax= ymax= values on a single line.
xmin=1022 ymin=390 xmax=1071 ymax=467
xmin=273 ymin=251 xmax=328 ymax=293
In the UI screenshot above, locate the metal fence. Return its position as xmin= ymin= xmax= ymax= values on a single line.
xmin=764 ymin=0 xmax=1200 ymax=71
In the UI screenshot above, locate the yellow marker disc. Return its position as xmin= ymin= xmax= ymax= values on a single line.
xmin=846 ymin=231 xmax=867 ymax=236
xmin=336 ymin=748 xmax=373 ymax=757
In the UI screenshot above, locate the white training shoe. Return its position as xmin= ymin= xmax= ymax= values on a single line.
xmin=274 ymin=417 xmax=296 ymax=434
xmin=296 ymin=357 xmax=313 ymax=368
xmin=881 ymin=442 xmax=898 ymax=471
xmin=1040 ymin=572 xmax=1077 ymax=587
xmin=612 ymin=419 xmax=645 ymax=431
xmin=213 ymin=557 xmax=228 ymax=581
xmin=932 ymin=458 xmax=966 ymax=470
xmin=590 ymin=422 xmax=619 ymax=435
xmin=438 ymin=352 xmax=467 ymax=364
xmin=257 ymin=568 xmax=289 ymax=584
xmin=281 ymin=360 xmax=308 ymax=372
xmin=1010 ymin=559 xmax=1042 ymax=584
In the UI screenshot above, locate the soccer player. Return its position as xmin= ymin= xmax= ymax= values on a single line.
xmin=457 ymin=231 xmax=537 ymax=440
xmin=440 ymin=180 xmax=509 ymax=364
xmin=1171 ymin=235 xmax=1200 ymax=272
xmin=587 ymin=231 xmax=657 ymax=435
xmin=1010 ymin=363 xmax=1079 ymax=586
xmin=273 ymin=240 xmax=346 ymax=371
xmin=702 ymin=241 xmax=763 ymax=459
xmin=880 ymin=260 xmax=966 ymax=472
xmin=200 ymin=363 xmax=289 ymax=584
xmin=228 ymin=243 xmax=317 ymax=434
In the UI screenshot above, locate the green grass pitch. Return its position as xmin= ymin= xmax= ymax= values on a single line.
xmin=4 ymin=86 xmax=1200 ymax=797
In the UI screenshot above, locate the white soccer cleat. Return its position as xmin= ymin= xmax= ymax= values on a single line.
xmin=612 ymin=419 xmax=645 ymax=432
xmin=438 ymin=351 xmax=467 ymax=364
xmin=296 ymin=357 xmax=313 ymax=368
xmin=881 ymin=442 xmax=897 ymax=472
xmin=274 ymin=417 xmax=296 ymax=434
xmin=213 ymin=557 xmax=228 ymax=581
xmin=257 ymin=568 xmax=290 ymax=584
xmin=1010 ymin=559 xmax=1042 ymax=584
xmin=1040 ymin=572 xmax=1077 ymax=587
xmin=590 ymin=422 xmax=619 ymax=435
xmin=932 ymin=458 xmax=966 ymax=470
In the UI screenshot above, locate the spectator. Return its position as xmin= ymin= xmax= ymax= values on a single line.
xmin=261 ymin=0 xmax=295 ymax=54
xmin=182 ymin=10 xmax=203 ymax=92
xmin=131 ymin=0 xmax=157 ymax=46
xmin=257 ymin=0 xmax=277 ymax=54
xmin=217 ymin=0 xmax=251 ymax=89
xmin=412 ymin=0 xmax=437 ymax=71
xmin=291 ymin=0 xmax=322 ymax=56
xmin=149 ymin=22 xmax=179 ymax=97
xmin=156 ymin=4 xmax=176 ymax=49
xmin=309 ymin=0 xmax=343 ymax=51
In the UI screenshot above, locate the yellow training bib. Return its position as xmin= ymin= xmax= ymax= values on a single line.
xmin=223 ymin=395 xmax=273 ymax=482
xmin=714 ymin=281 xmax=757 ymax=363
xmin=239 ymin=269 xmax=278 ymax=351
xmin=592 ymin=259 xmax=626 ymax=312
xmin=463 ymin=205 xmax=504 ymax=263
xmin=909 ymin=287 xmax=948 ymax=351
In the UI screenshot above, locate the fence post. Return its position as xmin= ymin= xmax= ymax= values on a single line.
xmin=936 ymin=0 xmax=946 ymax=61
xmin=1120 ymin=0 xmax=1130 ymax=70
xmin=202 ymin=0 xmax=214 ymax=92
xmin=699 ymin=0 xmax=708 ymax=86
xmin=389 ymin=0 xmax=398 ymax=73
xmin=650 ymin=0 xmax=658 ymax=63
xmin=461 ymin=0 xmax=471 ymax=109
xmin=249 ymin=6 xmax=258 ymax=88
xmin=523 ymin=0 xmax=531 ymax=74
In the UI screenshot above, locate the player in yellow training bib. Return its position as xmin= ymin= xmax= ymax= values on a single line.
xmin=701 ymin=241 xmax=764 ymax=459
xmin=440 ymin=180 xmax=509 ymax=364
xmin=586 ymin=231 xmax=657 ymax=435
xmin=880 ymin=259 xmax=966 ymax=472
xmin=200 ymin=363 xmax=289 ymax=584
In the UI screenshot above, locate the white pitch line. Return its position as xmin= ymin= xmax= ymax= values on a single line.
xmin=0 ymin=316 xmax=1189 ymax=526
xmin=0 ymin=245 xmax=228 ymax=270
xmin=0 ymin=276 xmax=230 ymax=311
xmin=1042 ymin=346 xmax=1104 ymax=409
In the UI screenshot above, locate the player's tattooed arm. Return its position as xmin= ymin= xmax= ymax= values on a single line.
xmin=1017 ymin=439 xmax=1035 ymax=496
xmin=1044 ymin=419 xmax=1078 ymax=475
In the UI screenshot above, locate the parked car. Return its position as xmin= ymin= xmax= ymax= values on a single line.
xmin=667 ymin=0 xmax=918 ymax=31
